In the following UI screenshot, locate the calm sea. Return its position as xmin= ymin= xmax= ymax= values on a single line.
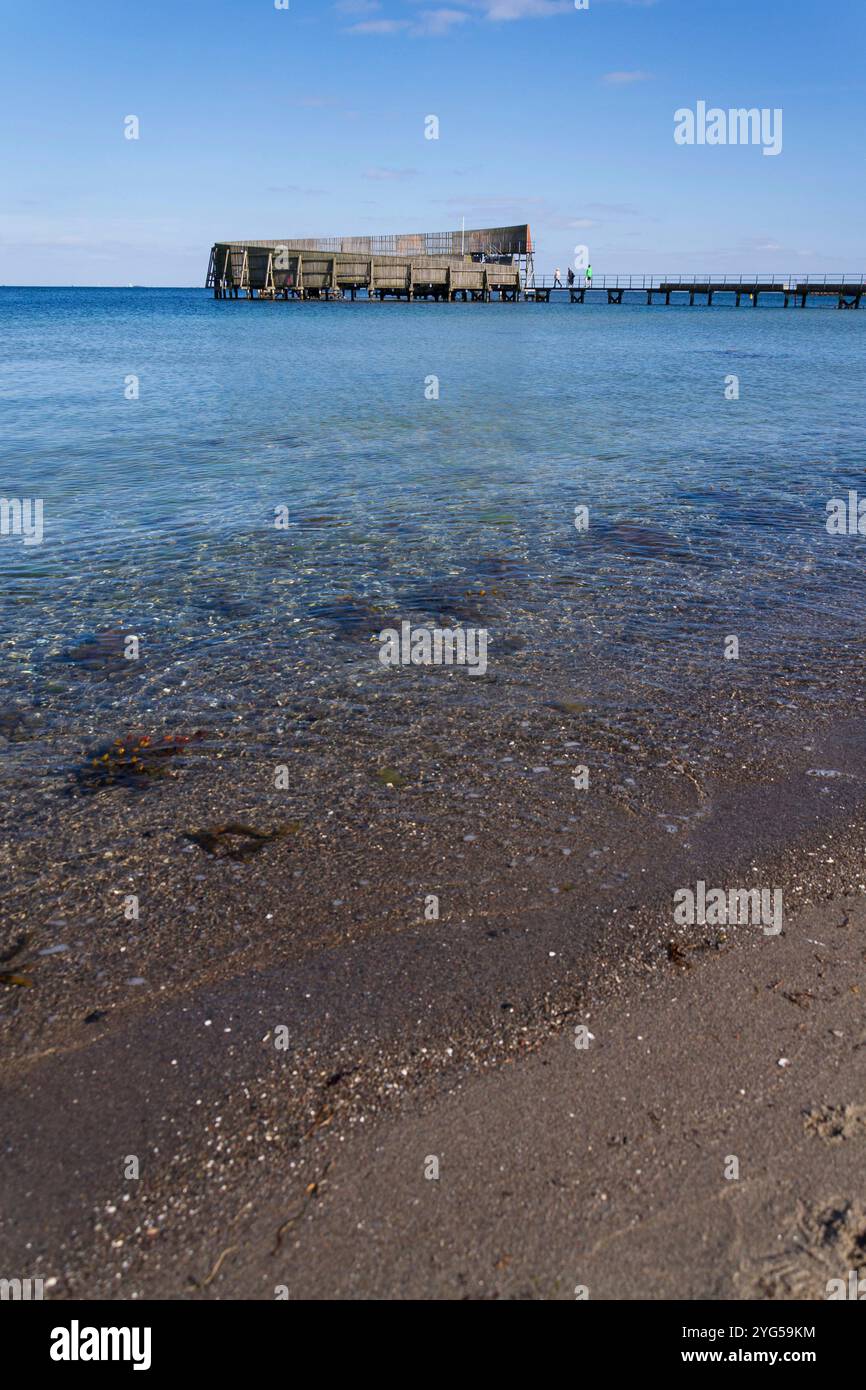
xmin=2 ymin=286 xmax=865 ymax=772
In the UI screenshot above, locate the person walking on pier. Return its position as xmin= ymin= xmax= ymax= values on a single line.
xmin=553 ymin=267 xmax=563 ymax=288
xmin=586 ymin=263 xmax=593 ymax=286
xmin=567 ymin=267 xmax=575 ymax=288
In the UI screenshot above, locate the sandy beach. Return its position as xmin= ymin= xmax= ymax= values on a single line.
xmin=3 ymin=686 xmax=866 ymax=1299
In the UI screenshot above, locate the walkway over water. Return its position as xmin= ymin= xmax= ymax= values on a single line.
xmin=530 ymin=274 xmax=866 ymax=308
xmin=207 ymin=244 xmax=865 ymax=308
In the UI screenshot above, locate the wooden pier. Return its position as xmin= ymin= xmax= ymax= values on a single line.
xmin=206 ymin=235 xmax=864 ymax=309
xmin=556 ymin=274 xmax=865 ymax=309
xmin=207 ymin=226 xmax=530 ymax=303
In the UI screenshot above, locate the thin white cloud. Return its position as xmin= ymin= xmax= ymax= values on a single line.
xmin=602 ymin=69 xmax=653 ymax=84
xmin=363 ymin=166 xmax=419 ymax=180
xmin=416 ymin=8 xmax=470 ymax=33
xmin=267 ymin=185 xmax=327 ymax=196
xmin=347 ymin=18 xmax=410 ymax=33
xmin=475 ymin=0 xmax=571 ymax=17
xmin=741 ymin=237 xmax=784 ymax=253
xmin=347 ymin=0 xmax=574 ymax=33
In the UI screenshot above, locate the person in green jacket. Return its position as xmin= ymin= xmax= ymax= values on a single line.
xmin=586 ymin=263 xmax=593 ymax=285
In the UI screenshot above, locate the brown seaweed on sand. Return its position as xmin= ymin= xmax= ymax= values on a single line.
xmin=0 ymin=938 xmax=36 ymax=988
xmin=185 ymin=822 xmax=299 ymax=862
xmin=73 ymin=731 xmax=208 ymax=793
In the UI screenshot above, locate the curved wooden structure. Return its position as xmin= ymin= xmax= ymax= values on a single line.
xmin=206 ymin=226 xmax=532 ymax=301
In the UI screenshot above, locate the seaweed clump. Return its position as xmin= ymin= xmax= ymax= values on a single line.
xmin=73 ymin=731 xmax=207 ymax=793
xmin=185 ymin=822 xmax=299 ymax=862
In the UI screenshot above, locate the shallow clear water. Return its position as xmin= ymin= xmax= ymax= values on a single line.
xmin=1 ymin=287 xmax=865 ymax=762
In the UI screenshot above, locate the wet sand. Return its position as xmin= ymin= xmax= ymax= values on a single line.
xmin=2 ymin=692 xmax=866 ymax=1299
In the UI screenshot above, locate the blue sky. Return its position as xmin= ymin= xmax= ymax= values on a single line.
xmin=1 ymin=0 xmax=864 ymax=284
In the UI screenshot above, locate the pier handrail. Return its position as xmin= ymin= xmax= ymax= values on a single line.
xmin=528 ymin=273 xmax=866 ymax=290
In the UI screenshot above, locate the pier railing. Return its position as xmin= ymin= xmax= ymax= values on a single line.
xmin=530 ymin=273 xmax=866 ymax=290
